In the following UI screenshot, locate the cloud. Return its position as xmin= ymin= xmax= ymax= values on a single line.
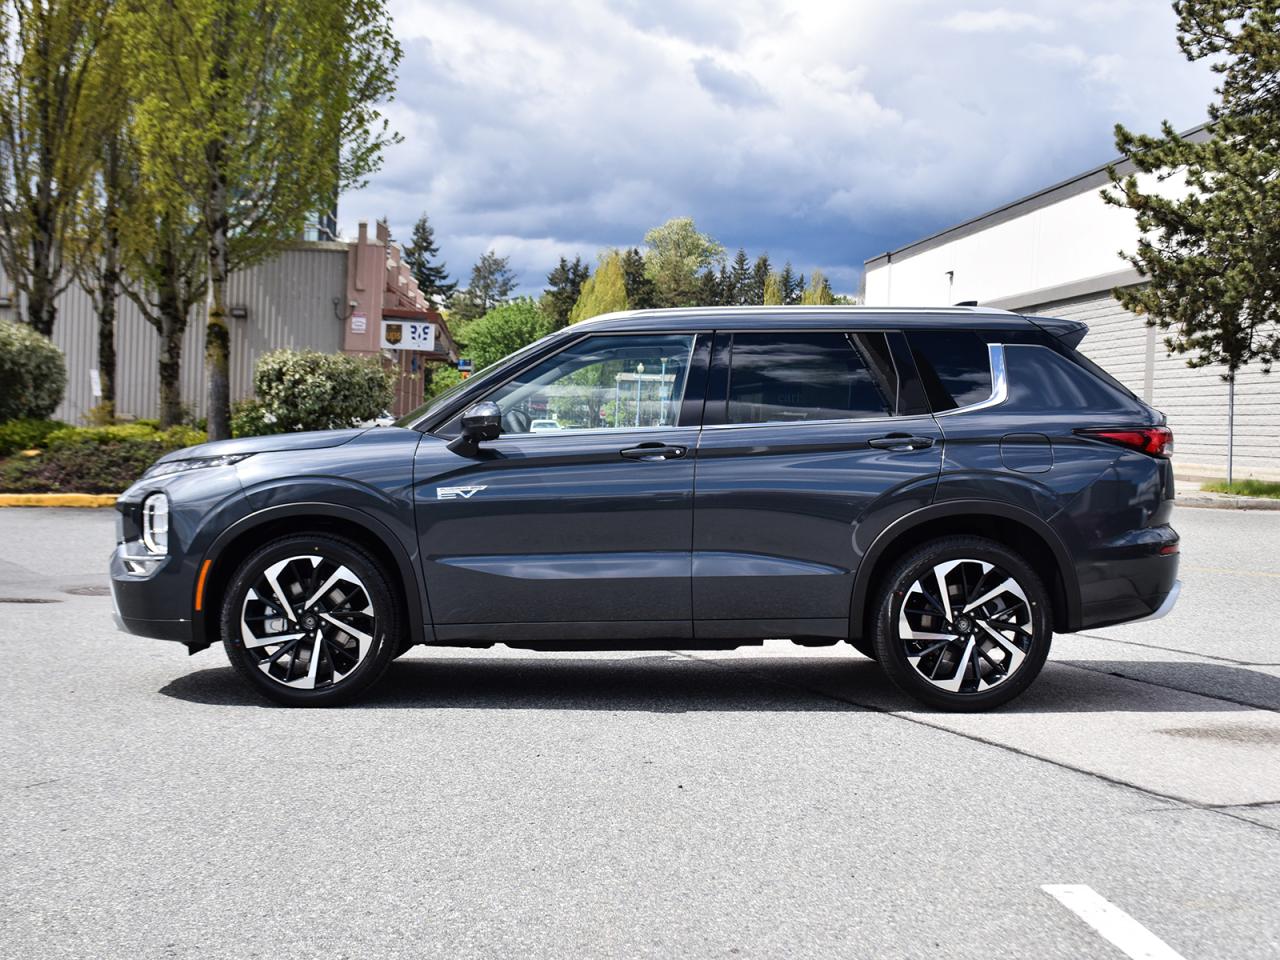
xmin=942 ymin=9 xmax=1056 ymax=33
xmin=693 ymin=56 xmax=773 ymax=109
xmin=343 ymin=0 xmax=1217 ymax=294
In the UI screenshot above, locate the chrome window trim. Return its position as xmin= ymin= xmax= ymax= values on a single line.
xmin=485 ymin=424 xmax=694 ymax=442
xmin=700 ymin=414 xmax=907 ymax=432
xmin=931 ymin=343 xmax=1008 ymax=417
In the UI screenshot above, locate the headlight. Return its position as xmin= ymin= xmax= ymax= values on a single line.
xmin=141 ymin=493 xmax=169 ymax=555
xmin=143 ymin=453 xmax=250 ymax=479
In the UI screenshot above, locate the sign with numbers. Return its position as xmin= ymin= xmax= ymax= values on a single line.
xmin=380 ymin=319 xmax=435 ymax=352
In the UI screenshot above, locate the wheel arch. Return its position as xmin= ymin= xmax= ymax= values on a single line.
xmin=193 ymin=502 xmax=430 ymax=652
xmin=850 ymin=500 xmax=1079 ymax=641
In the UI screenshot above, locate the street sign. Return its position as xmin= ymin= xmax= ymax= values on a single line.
xmin=458 ymin=358 xmax=474 ymax=372
xmin=380 ymin=319 xmax=435 ymax=352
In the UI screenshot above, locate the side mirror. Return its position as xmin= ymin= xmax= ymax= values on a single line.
xmin=447 ymin=401 xmax=502 ymax=456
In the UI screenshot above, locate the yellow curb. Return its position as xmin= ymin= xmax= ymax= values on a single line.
xmin=0 ymin=493 xmax=119 ymax=508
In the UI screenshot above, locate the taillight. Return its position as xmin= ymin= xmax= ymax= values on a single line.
xmin=1076 ymin=426 xmax=1174 ymax=458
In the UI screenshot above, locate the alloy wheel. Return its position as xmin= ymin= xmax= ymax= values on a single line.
xmin=897 ymin=558 xmax=1034 ymax=695
xmin=239 ymin=554 xmax=377 ymax=689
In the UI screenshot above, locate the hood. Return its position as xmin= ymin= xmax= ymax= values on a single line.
xmin=156 ymin=427 xmax=371 ymax=464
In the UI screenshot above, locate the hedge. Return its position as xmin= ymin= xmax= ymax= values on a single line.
xmin=0 ymin=322 xmax=67 ymax=421
xmin=234 ymin=349 xmax=394 ymax=436
xmin=0 ymin=424 xmax=206 ymax=494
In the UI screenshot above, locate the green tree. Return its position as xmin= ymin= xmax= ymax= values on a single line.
xmin=460 ymin=297 xmax=552 ymax=369
xmin=68 ymin=96 xmax=130 ymax=419
xmin=0 ymin=0 xmax=116 ymax=336
xmin=1105 ymin=0 xmax=1280 ymax=486
xmin=449 ymin=249 xmax=517 ymax=323
xmin=122 ymin=0 xmax=403 ymax=439
xmin=762 ymin=271 xmax=784 ymax=306
xmin=401 ymin=212 xmax=455 ymax=304
xmin=778 ymin=262 xmax=803 ymax=304
xmin=620 ymin=247 xmax=657 ymax=309
xmin=642 ymin=217 xmax=724 ymax=307
xmin=728 ymin=247 xmax=751 ymax=304
xmin=800 ymin=270 xmax=834 ymax=305
xmin=749 ymin=253 xmax=772 ymax=305
xmin=543 ymin=255 xmax=589 ymax=329
xmin=569 ymin=250 xmax=628 ymax=323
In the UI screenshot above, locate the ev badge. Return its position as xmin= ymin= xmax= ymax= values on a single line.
xmin=437 ymin=485 xmax=487 ymax=501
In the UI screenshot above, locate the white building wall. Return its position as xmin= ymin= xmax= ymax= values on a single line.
xmin=863 ymin=156 xmax=1279 ymax=481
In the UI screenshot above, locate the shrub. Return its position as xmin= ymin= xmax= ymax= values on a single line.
xmin=0 ymin=424 xmax=206 ymax=494
xmin=230 ymin=398 xmax=282 ymax=438
xmin=248 ymin=350 xmax=394 ymax=434
xmin=0 ymin=418 xmax=70 ymax=457
xmin=0 ymin=322 xmax=67 ymax=421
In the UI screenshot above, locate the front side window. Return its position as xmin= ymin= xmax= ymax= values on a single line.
xmin=726 ymin=332 xmax=895 ymax=424
xmin=482 ymin=334 xmax=698 ymax=434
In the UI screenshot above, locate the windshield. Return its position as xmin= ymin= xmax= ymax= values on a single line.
xmin=395 ymin=330 xmax=565 ymax=430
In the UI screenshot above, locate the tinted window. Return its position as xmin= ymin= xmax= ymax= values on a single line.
xmin=1004 ymin=345 xmax=1137 ymax=412
xmin=482 ymin=334 xmax=698 ymax=433
xmin=726 ymin=333 xmax=893 ymax=424
xmin=906 ymin=331 xmax=993 ymax=411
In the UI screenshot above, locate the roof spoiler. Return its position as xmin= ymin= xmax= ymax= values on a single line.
xmin=1026 ymin=315 xmax=1088 ymax=349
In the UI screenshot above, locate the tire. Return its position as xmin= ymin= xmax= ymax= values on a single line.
xmin=221 ymin=533 xmax=402 ymax=707
xmin=871 ymin=536 xmax=1052 ymax=711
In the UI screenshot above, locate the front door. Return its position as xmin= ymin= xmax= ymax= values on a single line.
xmin=415 ymin=332 xmax=710 ymax=641
xmin=692 ymin=330 xmax=943 ymax=640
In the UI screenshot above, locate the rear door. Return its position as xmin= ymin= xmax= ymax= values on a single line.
xmin=692 ymin=328 xmax=942 ymax=640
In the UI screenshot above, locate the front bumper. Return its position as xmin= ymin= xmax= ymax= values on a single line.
xmin=110 ymin=547 xmax=195 ymax=644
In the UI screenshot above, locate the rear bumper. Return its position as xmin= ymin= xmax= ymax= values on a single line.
xmin=1130 ymin=579 xmax=1180 ymax=623
xmin=1077 ymin=544 xmax=1180 ymax=630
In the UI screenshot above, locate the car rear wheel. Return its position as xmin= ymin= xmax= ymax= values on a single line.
xmin=221 ymin=534 xmax=401 ymax=707
xmin=871 ymin=536 xmax=1051 ymax=711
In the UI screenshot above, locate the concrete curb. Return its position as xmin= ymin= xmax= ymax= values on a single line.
xmin=1176 ymin=495 xmax=1280 ymax=511
xmin=0 ymin=493 xmax=118 ymax=508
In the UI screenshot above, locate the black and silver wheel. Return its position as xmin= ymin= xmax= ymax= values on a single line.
xmin=871 ymin=536 xmax=1051 ymax=711
xmin=221 ymin=534 xmax=401 ymax=706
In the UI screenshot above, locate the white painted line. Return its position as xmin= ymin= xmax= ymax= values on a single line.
xmin=1042 ymin=884 xmax=1187 ymax=960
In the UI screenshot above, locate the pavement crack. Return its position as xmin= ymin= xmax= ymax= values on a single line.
xmin=1071 ymin=631 xmax=1280 ymax=668
xmin=1056 ymin=659 xmax=1280 ymax=714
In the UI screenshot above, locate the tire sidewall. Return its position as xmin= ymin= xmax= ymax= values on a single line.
xmin=221 ymin=534 xmax=398 ymax=707
xmin=872 ymin=537 xmax=1052 ymax=711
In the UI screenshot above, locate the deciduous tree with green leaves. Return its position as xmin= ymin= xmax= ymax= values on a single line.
xmin=800 ymin=270 xmax=834 ymax=305
xmin=1105 ymin=0 xmax=1280 ymax=485
xmin=570 ymin=250 xmax=628 ymax=323
xmin=121 ymin=0 xmax=403 ymax=439
xmin=401 ymin=212 xmax=455 ymax=304
xmin=460 ymin=297 xmax=552 ymax=370
xmin=0 ymin=0 xmax=116 ymax=337
xmin=642 ymin=217 xmax=724 ymax=308
xmin=762 ymin=271 xmax=784 ymax=305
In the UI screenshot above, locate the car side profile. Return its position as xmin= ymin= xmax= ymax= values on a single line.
xmin=110 ymin=306 xmax=1180 ymax=710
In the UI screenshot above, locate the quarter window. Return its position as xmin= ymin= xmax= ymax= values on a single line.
xmin=726 ymin=332 xmax=895 ymax=424
xmin=906 ymin=331 xmax=993 ymax=411
xmin=481 ymin=334 xmax=698 ymax=433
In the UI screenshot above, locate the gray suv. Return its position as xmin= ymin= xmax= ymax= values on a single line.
xmin=110 ymin=307 xmax=1180 ymax=710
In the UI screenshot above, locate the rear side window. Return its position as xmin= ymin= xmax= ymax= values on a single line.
xmin=727 ymin=332 xmax=894 ymax=423
xmin=906 ymin=331 xmax=993 ymax=411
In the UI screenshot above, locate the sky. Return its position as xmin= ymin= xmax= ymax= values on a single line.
xmin=342 ymin=0 xmax=1218 ymax=296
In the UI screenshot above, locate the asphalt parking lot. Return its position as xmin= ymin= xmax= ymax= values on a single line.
xmin=1 ymin=505 xmax=1278 ymax=960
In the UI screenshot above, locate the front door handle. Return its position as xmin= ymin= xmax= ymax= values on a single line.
xmin=620 ymin=443 xmax=687 ymax=461
xmin=867 ymin=434 xmax=935 ymax=452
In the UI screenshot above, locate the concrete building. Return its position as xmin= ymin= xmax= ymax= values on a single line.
xmin=0 ymin=220 xmax=456 ymax=424
xmin=862 ymin=127 xmax=1278 ymax=481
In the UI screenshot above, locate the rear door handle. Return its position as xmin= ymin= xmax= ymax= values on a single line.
xmin=867 ymin=434 xmax=935 ymax=451
xmin=620 ymin=443 xmax=687 ymax=461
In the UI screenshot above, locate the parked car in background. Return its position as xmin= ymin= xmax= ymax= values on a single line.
xmin=529 ymin=419 xmax=563 ymax=432
xmin=110 ymin=306 xmax=1179 ymax=709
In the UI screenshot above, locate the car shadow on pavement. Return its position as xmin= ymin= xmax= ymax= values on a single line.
xmin=157 ymin=652 xmax=1278 ymax=713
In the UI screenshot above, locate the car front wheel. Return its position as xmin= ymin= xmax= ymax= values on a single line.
xmin=871 ymin=536 xmax=1052 ymax=711
xmin=221 ymin=534 xmax=401 ymax=707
